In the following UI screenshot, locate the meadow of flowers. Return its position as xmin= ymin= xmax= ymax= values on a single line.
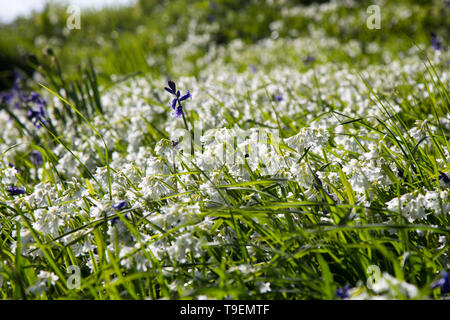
xmin=0 ymin=0 xmax=449 ymax=300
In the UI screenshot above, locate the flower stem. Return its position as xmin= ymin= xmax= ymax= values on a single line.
xmin=181 ymin=113 xmax=189 ymax=132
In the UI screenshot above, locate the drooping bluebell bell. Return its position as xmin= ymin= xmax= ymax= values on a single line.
xmin=274 ymin=95 xmax=283 ymax=102
xmin=431 ymin=272 xmax=449 ymax=295
xmin=438 ymin=171 xmax=450 ymax=185
xmin=8 ymin=163 xmax=19 ymax=171
xmin=303 ymin=55 xmax=316 ymax=64
xmin=26 ymin=91 xmax=47 ymax=128
xmin=171 ymin=140 xmax=180 ymax=148
xmin=430 ymin=32 xmax=443 ymax=51
xmin=111 ymin=211 xmax=131 ymax=226
xmin=27 ymin=104 xmax=46 ymax=128
xmin=0 ymin=73 xmax=26 ymax=109
xmin=30 ymin=150 xmax=43 ymax=167
xmin=7 ymin=186 xmax=27 ymax=196
xmin=112 ymin=201 xmax=128 ymax=211
xmin=110 ymin=216 xmax=120 ymax=225
xmin=27 ymin=91 xmax=47 ymax=106
xmin=335 ymin=284 xmax=351 ymax=299
xmin=164 ymin=80 xmax=191 ymax=118
xmin=111 ymin=201 xmax=130 ymax=225
xmin=0 ymin=91 xmax=13 ymax=105
xmin=431 ymin=171 xmax=450 ymax=186
xmin=1 ymin=75 xmax=48 ymax=129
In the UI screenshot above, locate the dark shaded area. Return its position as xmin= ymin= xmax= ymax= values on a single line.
xmin=0 ymin=53 xmax=34 ymax=91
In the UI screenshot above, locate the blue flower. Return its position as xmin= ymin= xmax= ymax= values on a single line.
xmin=335 ymin=284 xmax=351 ymax=299
xmin=111 ymin=210 xmax=131 ymax=226
xmin=431 ymin=171 xmax=450 ymax=186
xmin=274 ymin=95 xmax=283 ymax=102
xmin=164 ymin=80 xmax=192 ymax=118
xmin=0 ymin=91 xmax=13 ymax=105
xmin=0 ymin=74 xmax=26 ymax=109
xmin=30 ymin=150 xmax=43 ymax=167
xmin=27 ymin=92 xmax=47 ymax=107
xmin=111 ymin=202 xmax=130 ymax=224
xmin=7 ymin=186 xmax=26 ymax=196
xmin=110 ymin=217 xmax=120 ymax=225
xmin=431 ymin=272 xmax=449 ymax=295
xmin=175 ymin=104 xmax=184 ymax=118
xmin=112 ymin=201 xmax=128 ymax=211
xmin=438 ymin=171 xmax=450 ymax=185
xmin=0 ymin=74 xmax=48 ymax=129
xmin=172 ymin=140 xmax=180 ymax=148
xmin=430 ymin=32 xmax=443 ymax=51
xmin=27 ymin=104 xmax=46 ymax=128
xmin=303 ymin=55 xmax=316 ymax=64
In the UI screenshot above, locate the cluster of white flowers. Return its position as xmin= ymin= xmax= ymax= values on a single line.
xmin=26 ymin=271 xmax=59 ymax=296
xmin=386 ymin=190 xmax=449 ymax=222
xmin=347 ymin=272 xmax=420 ymax=300
xmin=0 ymin=1 xmax=448 ymax=298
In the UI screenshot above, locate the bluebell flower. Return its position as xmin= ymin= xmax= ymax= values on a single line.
xmin=303 ymin=55 xmax=316 ymax=64
xmin=431 ymin=171 xmax=450 ymax=186
xmin=8 ymin=162 xmax=19 ymax=171
xmin=438 ymin=171 xmax=450 ymax=184
xmin=430 ymin=32 xmax=443 ymax=51
xmin=27 ymin=92 xmax=47 ymax=107
xmin=0 ymin=76 xmax=26 ymax=109
xmin=27 ymin=104 xmax=46 ymax=128
xmin=13 ymin=71 xmax=23 ymax=88
xmin=30 ymin=150 xmax=43 ymax=167
xmin=112 ymin=201 xmax=128 ymax=211
xmin=110 ymin=216 xmax=120 ymax=225
xmin=274 ymin=95 xmax=283 ymax=102
xmin=7 ymin=186 xmax=27 ymax=196
xmin=171 ymin=140 xmax=180 ymax=148
xmin=0 ymin=74 xmax=47 ymax=128
xmin=111 ymin=210 xmax=131 ymax=226
xmin=164 ymin=80 xmax=177 ymax=95
xmin=111 ymin=201 xmax=130 ymax=225
xmin=0 ymin=91 xmax=13 ymax=105
xmin=335 ymin=284 xmax=351 ymax=299
xmin=431 ymin=272 xmax=449 ymax=294
xmin=165 ymin=80 xmax=192 ymax=118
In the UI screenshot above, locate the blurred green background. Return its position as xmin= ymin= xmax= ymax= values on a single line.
xmin=0 ymin=0 xmax=448 ymax=90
